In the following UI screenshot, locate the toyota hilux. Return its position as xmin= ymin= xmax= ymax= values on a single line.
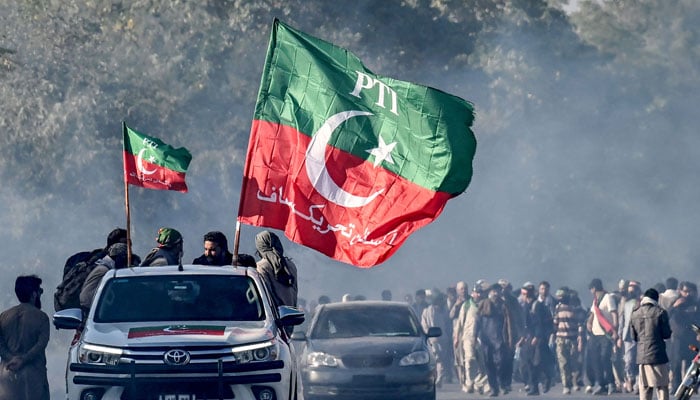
xmin=53 ymin=265 xmax=304 ymax=400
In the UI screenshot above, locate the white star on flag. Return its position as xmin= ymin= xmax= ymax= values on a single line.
xmin=366 ymin=136 xmax=397 ymax=167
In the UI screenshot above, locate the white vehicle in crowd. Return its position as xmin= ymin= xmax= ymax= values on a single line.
xmin=53 ymin=265 xmax=305 ymax=400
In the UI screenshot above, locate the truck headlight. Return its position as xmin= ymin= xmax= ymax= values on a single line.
xmin=232 ymin=341 xmax=279 ymax=363
xmin=78 ymin=343 xmax=122 ymax=366
xmin=307 ymin=351 xmax=338 ymax=367
xmin=399 ymin=350 xmax=430 ymax=366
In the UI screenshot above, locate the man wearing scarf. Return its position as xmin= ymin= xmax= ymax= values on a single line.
xmin=630 ymin=288 xmax=672 ymax=400
xmin=141 ymin=227 xmax=184 ymax=267
xmin=255 ymin=230 xmax=298 ymax=308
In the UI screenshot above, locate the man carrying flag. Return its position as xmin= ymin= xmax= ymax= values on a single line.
xmin=238 ymin=20 xmax=476 ymax=267
xmin=123 ymin=122 xmax=192 ymax=193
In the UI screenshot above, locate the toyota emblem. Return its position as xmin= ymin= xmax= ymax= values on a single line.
xmin=163 ymin=349 xmax=191 ymax=365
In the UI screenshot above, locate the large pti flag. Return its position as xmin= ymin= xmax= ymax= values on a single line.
xmin=123 ymin=123 xmax=192 ymax=192
xmin=238 ymin=20 xmax=476 ymax=267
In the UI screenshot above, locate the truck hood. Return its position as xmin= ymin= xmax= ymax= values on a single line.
xmin=83 ymin=321 xmax=274 ymax=347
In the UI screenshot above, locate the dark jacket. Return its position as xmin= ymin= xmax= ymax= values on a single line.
xmin=670 ymin=298 xmax=700 ymax=345
xmin=141 ymin=247 xmax=180 ymax=267
xmin=630 ymin=297 xmax=672 ymax=365
xmin=192 ymin=251 xmax=233 ymax=266
xmin=523 ymin=299 xmax=552 ymax=340
xmin=476 ymin=297 xmax=507 ymax=347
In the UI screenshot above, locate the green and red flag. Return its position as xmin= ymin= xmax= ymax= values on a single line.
xmin=238 ymin=20 xmax=476 ymax=267
xmin=123 ymin=123 xmax=192 ymax=193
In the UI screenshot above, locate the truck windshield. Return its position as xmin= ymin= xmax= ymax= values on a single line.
xmin=94 ymin=275 xmax=265 ymax=323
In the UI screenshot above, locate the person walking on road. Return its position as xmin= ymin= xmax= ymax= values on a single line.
xmin=630 ymin=288 xmax=672 ymax=400
xmin=586 ymin=278 xmax=618 ymax=395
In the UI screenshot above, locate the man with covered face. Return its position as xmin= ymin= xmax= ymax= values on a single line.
xmin=255 ymin=230 xmax=298 ymax=308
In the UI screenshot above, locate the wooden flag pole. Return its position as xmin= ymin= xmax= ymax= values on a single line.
xmin=122 ymin=121 xmax=133 ymax=267
xmin=232 ymin=220 xmax=242 ymax=266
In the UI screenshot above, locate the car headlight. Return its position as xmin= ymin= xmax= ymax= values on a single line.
xmin=78 ymin=343 xmax=123 ymax=366
xmin=232 ymin=340 xmax=279 ymax=363
xmin=307 ymin=351 xmax=339 ymax=367
xmin=399 ymin=350 xmax=430 ymax=366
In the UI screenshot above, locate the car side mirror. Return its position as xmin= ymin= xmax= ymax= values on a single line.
xmin=278 ymin=306 xmax=305 ymax=327
xmin=426 ymin=326 xmax=442 ymax=338
xmin=290 ymin=331 xmax=307 ymax=341
xmin=53 ymin=308 xmax=83 ymax=330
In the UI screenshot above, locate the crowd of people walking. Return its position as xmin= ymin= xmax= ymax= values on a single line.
xmin=306 ymin=276 xmax=699 ymax=399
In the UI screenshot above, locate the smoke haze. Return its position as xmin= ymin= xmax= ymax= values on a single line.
xmin=1 ymin=0 xmax=699 ymax=396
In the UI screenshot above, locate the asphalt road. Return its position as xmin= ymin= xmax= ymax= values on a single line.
xmin=436 ymin=383 xmax=641 ymax=400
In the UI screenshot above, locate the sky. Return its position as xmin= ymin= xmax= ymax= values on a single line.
xmin=1 ymin=0 xmax=699 ymax=395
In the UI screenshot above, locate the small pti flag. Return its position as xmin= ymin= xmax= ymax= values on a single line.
xmin=123 ymin=123 xmax=192 ymax=192
xmin=238 ymin=20 xmax=476 ymax=267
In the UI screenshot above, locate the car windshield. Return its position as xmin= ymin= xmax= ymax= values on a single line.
xmin=310 ymin=305 xmax=419 ymax=339
xmin=94 ymin=275 xmax=265 ymax=323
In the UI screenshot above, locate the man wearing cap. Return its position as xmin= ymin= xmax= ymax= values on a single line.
xmin=450 ymin=281 xmax=468 ymax=389
xmin=619 ymin=280 xmax=642 ymax=393
xmin=192 ymin=231 xmax=233 ymax=266
xmin=630 ymin=288 xmax=672 ymax=400
xmin=456 ymin=284 xmax=488 ymax=394
xmin=553 ymin=287 xmax=584 ymax=395
xmin=587 ymin=278 xmax=618 ymax=395
xmin=141 ymin=227 xmax=184 ymax=266
xmin=62 ymin=227 xmax=136 ymax=278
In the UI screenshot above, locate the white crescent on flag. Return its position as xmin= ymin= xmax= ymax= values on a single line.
xmin=305 ymin=110 xmax=384 ymax=208
xmin=136 ymin=148 xmax=158 ymax=175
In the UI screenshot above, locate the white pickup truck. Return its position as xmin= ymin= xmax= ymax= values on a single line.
xmin=53 ymin=265 xmax=304 ymax=400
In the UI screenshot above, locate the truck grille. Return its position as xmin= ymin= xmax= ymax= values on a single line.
xmin=121 ymin=345 xmax=236 ymax=364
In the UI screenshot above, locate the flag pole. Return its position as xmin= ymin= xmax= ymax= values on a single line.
xmin=232 ymin=220 xmax=242 ymax=266
xmin=234 ymin=123 xmax=256 ymax=266
xmin=122 ymin=121 xmax=133 ymax=267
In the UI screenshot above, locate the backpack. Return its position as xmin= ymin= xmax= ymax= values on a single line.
xmin=62 ymin=248 xmax=104 ymax=278
xmin=54 ymin=249 xmax=105 ymax=311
